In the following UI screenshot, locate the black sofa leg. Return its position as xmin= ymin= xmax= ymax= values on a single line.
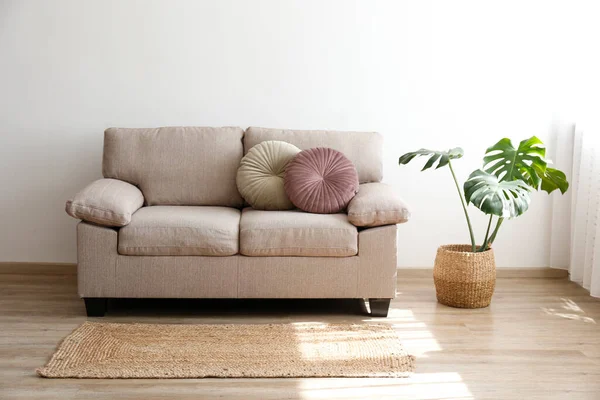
xmin=369 ymin=298 xmax=391 ymax=317
xmin=84 ymin=298 xmax=107 ymax=317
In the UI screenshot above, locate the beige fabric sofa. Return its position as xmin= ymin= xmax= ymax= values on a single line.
xmin=67 ymin=127 xmax=410 ymax=317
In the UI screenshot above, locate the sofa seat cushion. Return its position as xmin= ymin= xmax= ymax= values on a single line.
xmin=118 ymin=206 xmax=240 ymax=256
xmin=239 ymin=208 xmax=358 ymax=257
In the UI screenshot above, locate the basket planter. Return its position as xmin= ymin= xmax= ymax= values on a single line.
xmin=433 ymin=244 xmax=496 ymax=308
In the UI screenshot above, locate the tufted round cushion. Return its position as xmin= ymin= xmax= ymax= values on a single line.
xmin=236 ymin=140 xmax=301 ymax=210
xmin=284 ymin=147 xmax=359 ymax=214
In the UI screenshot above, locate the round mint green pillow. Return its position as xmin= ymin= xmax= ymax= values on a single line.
xmin=236 ymin=140 xmax=301 ymax=210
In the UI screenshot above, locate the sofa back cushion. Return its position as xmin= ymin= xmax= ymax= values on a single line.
xmin=244 ymin=127 xmax=383 ymax=183
xmin=103 ymin=127 xmax=244 ymax=207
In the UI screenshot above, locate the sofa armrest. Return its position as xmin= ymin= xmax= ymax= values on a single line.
xmin=347 ymin=183 xmax=410 ymax=227
xmin=66 ymin=178 xmax=144 ymax=227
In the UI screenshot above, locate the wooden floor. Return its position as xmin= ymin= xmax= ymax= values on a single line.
xmin=1 ymin=266 xmax=600 ymax=400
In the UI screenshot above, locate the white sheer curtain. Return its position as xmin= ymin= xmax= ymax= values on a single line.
xmin=553 ymin=123 xmax=600 ymax=297
xmin=569 ymin=126 xmax=600 ymax=297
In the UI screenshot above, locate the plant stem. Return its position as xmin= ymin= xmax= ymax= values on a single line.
xmin=479 ymin=214 xmax=494 ymax=252
xmin=448 ymin=160 xmax=476 ymax=252
xmin=487 ymin=217 xmax=504 ymax=246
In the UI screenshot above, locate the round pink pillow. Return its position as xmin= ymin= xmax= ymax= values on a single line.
xmin=284 ymin=147 xmax=359 ymax=214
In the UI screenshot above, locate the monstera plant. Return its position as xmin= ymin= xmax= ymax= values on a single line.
xmin=399 ymin=137 xmax=569 ymax=253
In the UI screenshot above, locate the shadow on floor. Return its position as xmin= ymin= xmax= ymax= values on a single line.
xmin=105 ymin=298 xmax=370 ymax=318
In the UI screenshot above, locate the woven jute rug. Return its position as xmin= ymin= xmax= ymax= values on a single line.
xmin=37 ymin=322 xmax=415 ymax=378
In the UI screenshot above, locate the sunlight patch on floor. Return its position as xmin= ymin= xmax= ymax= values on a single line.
xmin=297 ymin=373 xmax=473 ymax=400
xmin=542 ymin=298 xmax=596 ymax=324
xmin=290 ymin=310 xmax=456 ymax=398
xmin=560 ymin=298 xmax=584 ymax=312
xmin=364 ymin=308 xmax=443 ymax=357
xmin=291 ymin=322 xmax=410 ymax=362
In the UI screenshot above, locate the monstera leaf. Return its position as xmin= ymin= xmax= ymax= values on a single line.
xmin=483 ymin=136 xmax=569 ymax=194
xmin=399 ymin=148 xmax=464 ymax=171
xmin=537 ymin=166 xmax=570 ymax=194
xmin=464 ymin=170 xmax=531 ymax=218
xmin=483 ymin=136 xmax=546 ymax=186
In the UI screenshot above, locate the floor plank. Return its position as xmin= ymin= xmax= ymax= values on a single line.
xmin=0 ymin=267 xmax=599 ymax=399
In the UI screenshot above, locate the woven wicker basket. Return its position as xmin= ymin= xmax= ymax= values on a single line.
xmin=433 ymin=244 xmax=496 ymax=308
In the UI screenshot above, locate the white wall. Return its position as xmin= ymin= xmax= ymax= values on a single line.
xmin=1 ymin=0 xmax=598 ymax=267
